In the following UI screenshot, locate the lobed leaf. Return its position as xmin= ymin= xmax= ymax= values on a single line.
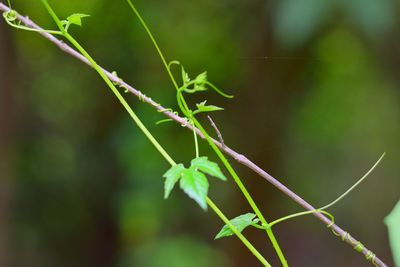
xmin=215 ymin=213 xmax=259 ymax=239
xmin=179 ymin=168 xmax=209 ymax=210
xmin=191 ymin=157 xmax=226 ymax=181
xmin=163 ymin=164 xmax=185 ymax=199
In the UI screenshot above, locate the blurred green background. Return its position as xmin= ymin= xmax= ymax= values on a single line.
xmin=0 ymin=0 xmax=399 ymax=266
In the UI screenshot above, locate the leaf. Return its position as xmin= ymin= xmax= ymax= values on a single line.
xmin=274 ymin=0 xmax=333 ymax=48
xmin=215 ymin=213 xmax=259 ymax=239
xmin=191 ymin=157 xmax=226 ymax=181
xmin=385 ymin=200 xmax=400 ymax=267
xmin=194 ymin=71 xmax=207 ymax=85
xmin=181 ymin=66 xmax=190 ymax=84
xmin=180 ymin=168 xmax=209 ymax=210
xmin=192 ymin=101 xmax=224 ymax=115
xmin=67 ymin=13 xmax=90 ymax=27
xmin=343 ymin=0 xmax=395 ymax=38
xmin=163 ymin=164 xmax=185 ymax=199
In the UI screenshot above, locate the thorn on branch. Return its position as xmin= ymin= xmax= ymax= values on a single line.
xmin=207 ymin=115 xmax=225 ymax=147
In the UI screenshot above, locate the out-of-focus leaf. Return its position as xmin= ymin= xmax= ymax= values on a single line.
xmin=273 ymin=0 xmax=333 ymax=48
xmin=343 ymin=0 xmax=395 ymax=38
xmin=215 ymin=213 xmax=259 ymax=239
xmin=132 ymin=236 xmax=232 ymax=267
xmin=179 ymin=168 xmax=209 ymax=210
xmin=190 ymin=157 xmax=226 ymax=181
xmin=385 ymin=200 xmax=400 ymax=267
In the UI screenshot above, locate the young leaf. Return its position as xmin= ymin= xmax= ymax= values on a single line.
xmin=180 ymin=168 xmax=209 ymax=210
xmin=215 ymin=213 xmax=260 ymax=239
xmin=163 ymin=164 xmax=185 ymax=199
xmin=194 ymin=71 xmax=207 ymax=85
xmin=191 ymin=156 xmax=226 ymax=181
xmin=385 ymin=200 xmax=400 ymax=267
xmin=192 ymin=100 xmax=224 ymax=115
xmin=181 ymin=66 xmax=190 ymax=84
xmin=67 ymin=13 xmax=90 ymax=27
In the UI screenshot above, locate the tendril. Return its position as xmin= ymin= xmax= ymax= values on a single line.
xmin=3 ymin=10 xmax=63 ymax=35
xmin=328 ymin=230 xmax=378 ymax=267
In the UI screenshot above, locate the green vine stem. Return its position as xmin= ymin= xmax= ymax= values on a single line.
xmin=36 ymin=1 xmax=272 ymax=266
xmin=125 ymin=1 xmax=288 ymax=265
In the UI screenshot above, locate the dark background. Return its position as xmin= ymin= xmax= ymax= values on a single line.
xmin=0 ymin=0 xmax=399 ymax=266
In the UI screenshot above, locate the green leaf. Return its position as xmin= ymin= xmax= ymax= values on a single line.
xmin=215 ymin=213 xmax=259 ymax=239
xmin=180 ymin=168 xmax=209 ymax=210
xmin=181 ymin=66 xmax=190 ymax=84
xmin=192 ymin=101 xmax=224 ymax=115
xmin=191 ymin=157 xmax=226 ymax=181
xmin=67 ymin=13 xmax=90 ymax=27
xmin=194 ymin=71 xmax=207 ymax=85
xmin=163 ymin=164 xmax=185 ymax=199
xmin=385 ymin=200 xmax=400 ymax=267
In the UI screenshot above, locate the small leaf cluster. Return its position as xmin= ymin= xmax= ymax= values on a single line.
xmin=180 ymin=66 xmax=231 ymax=116
xmin=163 ymin=157 xmax=226 ymax=210
xmin=168 ymin=61 xmax=233 ymax=118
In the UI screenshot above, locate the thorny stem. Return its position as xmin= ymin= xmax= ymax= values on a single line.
xmin=125 ymin=1 xmax=288 ymax=265
xmin=0 ymin=3 xmax=388 ymax=266
xmin=37 ymin=1 xmax=271 ymax=266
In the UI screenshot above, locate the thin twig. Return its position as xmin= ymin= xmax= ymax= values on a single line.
xmin=0 ymin=3 xmax=387 ymax=266
xmin=207 ymin=115 xmax=225 ymax=147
